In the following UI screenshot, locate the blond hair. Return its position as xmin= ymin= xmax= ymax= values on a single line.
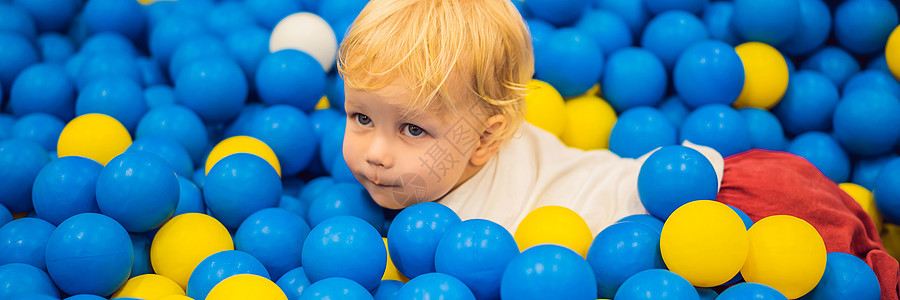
xmin=338 ymin=0 xmax=534 ymax=145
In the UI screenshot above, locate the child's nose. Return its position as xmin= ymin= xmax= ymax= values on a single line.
xmin=365 ymin=135 xmax=394 ymax=168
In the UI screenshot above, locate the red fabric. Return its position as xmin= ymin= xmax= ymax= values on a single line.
xmin=716 ymin=150 xmax=899 ymax=299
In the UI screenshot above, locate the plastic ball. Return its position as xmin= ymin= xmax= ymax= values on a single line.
xmin=0 ymin=263 xmax=59 ymax=299
xmin=526 ymin=19 xmax=556 ymax=50
xmin=0 ymin=218 xmax=56 ymax=270
xmin=637 ymin=145 xmax=719 ymax=220
xmin=680 ymin=104 xmax=752 ymax=156
xmin=244 ymin=0 xmax=302 ymax=30
xmin=12 ymin=113 xmax=65 ymax=151
xmin=129 ymin=233 xmax=152 ymax=278
xmin=874 ymin=158 xmax=900 ymax=224
xmin=82 ymin=0 xmax=144 ymax=42
xmin=37 ymin=33 xmax=74 ymax=64
xmin=888 ymin=25 xmax=900 ymax=81
xmin=235 ymin=208 xmax=311 ymax=280
xmin=801 ymin=46 xmax=861 ymax=88
xmin=205 ymin=1 xmax=256 ymax=37
xmin=649 ymin=0 xmax=709 ymax=14
xmin=302 ymin=216 xmax=386 ymax=291
xmin=843 ymin=70 xmax=900 ymax=100
xmin=45 ymin=213 xmax=134 ymax=296
xmin=0 ymin=204 xmax=11 ymax=227
xmin=135 ymin=105 xmax=209 ymax=163
xmin=852 ymin=155 xmax=896 ymax=191
xmin=575 ymin=10 xmax=633 ymax=55
xmin=96 ymin=151 xmax=179 ymax=232
xmin=614 ymin=269 xmax=699 ymax=300
xmin=772 ymin=71 xmax=840 ymax=135
xmin=514 ymin=205 xmax=593 ymax=257
xmin=373 ymin=280 xmax=404 ymax=300
xmin=594 ymin=0 xmax=649 ymax=40
xmin=391 ymin=273 xmax=472 ymax=300
xmin=0 ymin=32 xmax=39 ymax=95
xmin=640 ymin=11 xmax=708 ymax=70
xmin=65 ymin=295 xmax=106 ymax=300
xmin=111 ymin=274 xmax=185 ymax=299
xmin=32 ymin=156 xmax=102 ymax=225
xmin=534 ymin=28 xmax=604 ymax=97
xmin=802 ymin=252 xmax=881 ymax=300
xmin=206 ymin=274 xmax=288 ymax=300
xmin=174 ymin=175 xmax=205 ymax=216
xmin=616 ymin=214 xmax=665 ymax=233
xmin=673 ymin=40 xmax=745 ymax=108
xmin=270 ymin=12 xmax=338 ymax=72
xmin=137 ymin=57 xmax=166 ymax=87
xmin=226 ymin=26 xmax=271 ymax=82
xmin=697 ymin=287 xmax=718 ymax=300
xmin=318 ymin=117 xmax=346 ymax=174
xmin=500 ymin=244 xmax=597 ymax=300
xmin=12 ymin=0 xmax=79 ymax=32
xmin=380 ymin=237 xmax=409 ymax=282
xmin=386 ymin=202 xmax=461 ymax=279
xmin=732 ymin=0 xmax=800 ymax=45
xmin=247 ymin=105 xmax=317 ymax=176
xmin=205 ymin=135 xmax=282 ymax=177
xmin=742 ymin=215 xmax=826 ymax=299
xmin=660 ymin=200 xmax=749 ymax=287
xmin=780 ymin=0 xmax=831 ymax=56
xmin=149 ymin=16 xmax=207 ymax=68
xmin=701 ymin=1 xmax=741 ymax=45
xmin=175 ymin=57 xmax=248 ymax=123
xmin=433 ymin=219 xmax=518 ymax=300
xmin=739 ymin=108 xmax=786 ymax=151
xmin=0 ymin=114 xmax=13 ymax=140
xmin=128 ymin=136 xmax=194 ymax=178
xmin=833 ymin=90 xmax=900 ymax=156
xmin=834 ymin=0 xmax=898 ymax=55
xmin=299 ymin=176 xmax=336 ymax=205
xmin=733 ymin=42 xmax=790 ymax=109
xmin=785 ymin=131 xmax=850 ymax=183
xmin=560 ymin=94 xmax=617 ymax=150
xmin=0 ymin=139 xmax=50 ymax=212
xmin=308 ymin=181 xmax=383 ymax=229
xmin=150 ymin=213 xmax=234 ymax=289
xmin=76 ymin=76 xmax=147 ymax=133
xmin=9 ymin=63 xmax=76 ymax=120
xmin=602 ymin=47 xmax=667 ymax=111
xmin=525 ymin=0 xmax=588 ymax=26
xmin=168 ymin=35 xmax=230 ymax=81
xmin=79 ymin=32 xmax=138 ymax=57
xmin=144 ymin=85 xmax=176 ymax=109
xmin=187 ymin=250 xmax=271 ymax=300
xmin=205 ymin=153 xmax=283 ymax=229
xmin=0 ymin=3 xmax=36 ymax=39
xmin=717 ymin=283 xmax=787 ymax=300
xmin=276 ymin=267 xmax=311 ymax=300
xmin=523 ymin=79 xmax=566 ymax=137
xmin=256 ymin=50 xmax=327 ymax=112
xmin=656 ymin=96 xmax=689 ymax=128
xmin=609 ymin=106 xmax=677 ymax=158
xmin=587 ymin=221 xmax=666 ymax=298
xmin=298 ymin=277 xmax=374 ymax=300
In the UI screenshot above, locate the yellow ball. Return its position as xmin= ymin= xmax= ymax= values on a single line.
xmin=150 ymin=213 xmax=234 ymax=289
xmin=660 ymin=200 xmax=749 ymax=287
xmin=839 ymin=183 xmax=883 ymax=232
xmin=742 ymin=215 xmax=826 ymax=299
xmin=152 ymin=296 xmax=194 ymax=300
xmin=880 ymin=223 xmax=900 ymax=261
xmin=886 ymin=25 xmax=900 ymax=81
xmin=560 ymin=95 xmax=617 ymax=150
xmin=733 ymin=42 xmax=789 ymax=110
xmin=315 ymin=96 xmax=331 ymax=110
xmin=205 ymin=136 xmax=281 ymax=177
xmin=205 ymin=274 xmax=288 ymax=300
xmin=111 ymin=274 xmax=185 ymax=299
xmin=524 ymin=79 xmax=567 ymax=137
xmin=57 ymin=113 xmax=132 ymax=165
xmin=382 ymin=237 xmax=409 ymax=282
xmin=513 ymin=206 xmax=593 ymax=257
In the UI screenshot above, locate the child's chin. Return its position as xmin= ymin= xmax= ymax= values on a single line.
xmin=369 ymin=192 xmax=424 ymax=210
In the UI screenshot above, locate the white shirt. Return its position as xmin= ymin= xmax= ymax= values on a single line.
xmin=437 ymin=123 xmax=725 ymax=236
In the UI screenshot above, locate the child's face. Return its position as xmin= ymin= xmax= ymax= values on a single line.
xmin=342 ymin=80 xmax=487 ymax=209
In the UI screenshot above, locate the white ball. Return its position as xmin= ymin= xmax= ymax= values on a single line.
xmin=269 ymin=12 xmax=338 ymax=72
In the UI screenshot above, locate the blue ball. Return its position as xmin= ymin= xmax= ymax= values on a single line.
xmin=318 ymin=117 xmax=347 ymax=174
xmin=175 ymin=57 xmax=248 ymax=123
xmin=65 ymin=295 xmax=107 ymax=300
xmin=224 ymin=103 xmax=264 ymax=138
xmin=701 ymin=1 xmax=741 ymax=45
xmin=128 ymin=136 xmax=194 ymax=178
xmin=36 ymin=33 xmax=74 ymax=64
xmin=45 ymin=213 xmax=134 ymax=296
xmin=397 ymin=273 xmax=475 ymax=300
xmin=535 ymin=28 xmax=604 ymax=97
xmin=137 ymin=57 xmax=167 ymax=87
xmin=299 ymin=277 xmax=375 ymax=300
xmin=0 ymin=3 xmax=36 ymax=39
xmin=149 ymin=16 xmax=207 ymax=68
xmin=501 ymin=244 xmax=597 ymax=300
xmin=0 ymin=218 xmax=56 ymax=270
xmin=245 ymin=0 xmax=302 ymax=29
xmin=834 ymin=0 xmax=898 ymax=55
xmin=76 ymin=76 xmax=148 ymax=133
xmin=276 ymin=267 xmax=312 ymax=300
xmin=318 ymin=0 xmax=369 ymax=29
xmin=9 ymin=63 xmax=76 ymax=120
xmin=602 ymin=47 xmax=667 ymax=111
xmin=786 ymin=131 xmax=850 ymax=183
xmin=307 ymin=182 xmax=385 ymax=233
xmin=874 ymin=158 xmax=900 ymax=224
xmin=697 ymin=287 xmax=719 ymax=300
xmin=867 ymin=54 xmax=890 ymax=73
xmin=588 ymin=221 xmax=666 ymax=299
xmin=12 ymin=113 xmax=66 ymax=151
xmin=802 ymin=252 xmax=880 ymax=300
xmin=144 ymin=85 xmax=176 ymax=109
xmin=82 ymin=0 xmax=145 ymax=42
xmin=726 ymin=204 xmax=754 ymax=230
xmin=168 ymin=35 xmax=229 ymax=81
xmin=12 ymin=0 xmax=79 ymax=32
xmin=235 ymin=208 xmax=312 ymax=280
xmin=594 ymin=0 xmax=649 ymax=38
xmin=525 ymin=18 xmax=555 ymax=50
xmin=833 ymin=90 xmax=900 ymax=156
xmin=204 ymin=153 xmax=283 ymax=229
xmin=205 ymin=2 xmax=257 ymax=37
xmin=129 ymin=233 xmax=152 ymax=278
xmin=256 ymin=50 xmax=327 ymax=112
xmin=279 ymin=195 xmax=309 ymax=219
xmin=780 ymin=0 xmax=831 ymax=56
xmin=387 ymin=202 xmax=461 ymax=279
xmin=302 ymin=215 xmax=386 ymax=291
xmin=0 ymin=115 xmax=12 ymax=141
xmin=32 ymin=156 xmax=103 ymax=226
xmin=0 ymin=139 xmax=49 ymax=212
xmin=329 ymin=151 xmax=356 ymax=183
xmin=645 ymin=0 xmax=707 ymax=15
xmin=96 ymin=151 xmax=179 ymax=233
xmin=0 ymin=263 xmax=59 ymax=299
xmin=609 ymin=106 xmax=677 ymax=158
xmin=718 ymin=283 xmax=786 ymax=300
xmin=136 ymin=104 xmax=210 ymax=163
xmin=773 ymin=71 xmax=840 ymax=136
xmin=0 ymin=204 xmax=11 ymax=227
xmin=674 ymin=40 xmax=745 ymax=108
xmin=732 ymin=0 xmax=801 ymax=46
xmin=434 ymin=219 xmax=518 ymax=300
xmin=77 ymin=53 xmax=143 ymax=91
xmin=615 ymin=269 xmax=699 ymax=300
xmin=310 ymin=109 xmax=344 ymax=142
xmin=299 ymin=176 xmax=336 ymax=205
xmin=174 ymin=175 xmax=205 ymax=216
xmin=800 ymin=47 xmax=860 ymax=88
xmin=192 ymin=167 xmax=206 ymax=189
xmin=169 ymin=0 xmax=215 ymax=19
xmin=843 ymin=70 xmax=900 ymax=100
xmin=225 ymin=26 xmax=270 ymax=83
xmin=186 ymin=250 xmax=271 ymax=300
xmin=852 ymin=155 xmax=896 ymax=190
xmin=0 ymin=32 xmax=39 ymax=95
xmin=248 ymin=105 xmax=318 ymax=176
xmin=373 ymin=280 xmax=404 ymax=300
xmin=640 ymin=11 xmax=708 ymax=70
xmin=656 ymin=96 xmax=689 ymax=128
xmin=326 ymin=74 xmax=346 ymax=112
xmin=575 ymin=10 xmax=633 ymax=55
xmin=680 ymin=104 xmax=751 ymax=157
xmin=637 ymin=145 xmax=719 ymax=220
xmin=739 ymin=108 xmax=786 ymax=151
xmin=616 ymin=214 xmax=665 ymax=233
xmin=79 ymin=32 xmax=138 ymax=57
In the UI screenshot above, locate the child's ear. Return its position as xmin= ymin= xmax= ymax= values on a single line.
xmin=469 ymin=114 xmax=507 ymax=166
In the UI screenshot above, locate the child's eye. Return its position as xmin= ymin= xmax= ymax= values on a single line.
xmin=402 ymin=124 xmax=426 ymax=138
xmin=355 ymin=113 xmax=373 ymax=126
